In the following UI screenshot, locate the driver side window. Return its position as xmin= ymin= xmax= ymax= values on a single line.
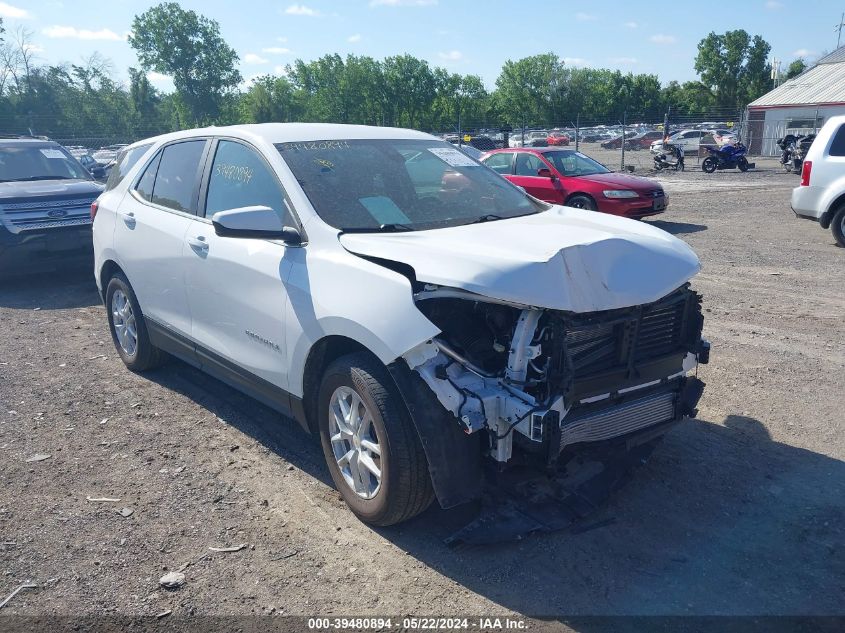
xmin=205 ymin=140 xmax=290 ymax=223
xmin=514 ymin=153 xmax=545 ymax=177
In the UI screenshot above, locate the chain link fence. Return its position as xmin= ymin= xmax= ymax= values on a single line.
xmin=8 ymin=107 xmax=755 ymax=173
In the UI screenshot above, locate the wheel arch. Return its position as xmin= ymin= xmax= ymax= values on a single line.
xmin=98 ymin=259 xmax=126 ymax=303
xmin=300 ymin=335 xmax=377 ymax=435
xmin=822 ymin=191 xmax=845 ymax=229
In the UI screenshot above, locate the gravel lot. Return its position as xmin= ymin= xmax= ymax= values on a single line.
xmin=1 ymin=161 xmax=843 ymax=627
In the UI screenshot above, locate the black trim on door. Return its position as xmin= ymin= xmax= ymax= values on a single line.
xmin=145 ymin=317 xmax=309 ymax=432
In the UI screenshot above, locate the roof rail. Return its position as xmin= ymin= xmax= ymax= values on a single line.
xmin=0 ymin=133 xmax=52 ymax=140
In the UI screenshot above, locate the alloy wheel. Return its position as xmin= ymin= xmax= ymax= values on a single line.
xmin=111 ymin=289 xmax=137 ymax=357
xmin=328 ymin=386 xmax=382 ymax=499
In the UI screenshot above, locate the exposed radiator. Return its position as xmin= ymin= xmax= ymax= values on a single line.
xmin=560 ymin=389 xmax=676 ymax=449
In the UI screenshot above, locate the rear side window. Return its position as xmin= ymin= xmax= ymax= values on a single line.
xmin=105 ymin=143 xmax=152 ymax=191
xmin=135 ymin=152 xmax=161 ymax=202
xmin=150 ymin=140 xmax=206 ymax=213
xmin=204 ymin=140 xmax=289 ymax=221
xmin=829 ymin=125 xmax=845 ymax=157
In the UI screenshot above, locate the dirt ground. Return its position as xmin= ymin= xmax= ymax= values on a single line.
xmin=1 ymin=160 xmax=843 ymax=629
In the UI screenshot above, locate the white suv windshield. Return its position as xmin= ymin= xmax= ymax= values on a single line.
xmin=276 ymin=139 xmax=541 ymax=231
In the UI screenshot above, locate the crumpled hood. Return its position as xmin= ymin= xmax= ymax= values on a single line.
xmin=339 ymin=206 xmax=700 ymax=312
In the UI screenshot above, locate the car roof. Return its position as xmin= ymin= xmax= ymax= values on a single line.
xmin=122 ymin=123 xmax=437 ymax=152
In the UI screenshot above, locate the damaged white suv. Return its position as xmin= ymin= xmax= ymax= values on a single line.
xmin=93 ymin=124 xmax=709 ymax=526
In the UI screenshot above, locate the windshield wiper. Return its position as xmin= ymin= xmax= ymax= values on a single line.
xmin=378 ymin=223 xmax=414 ymax=232
xmin=341 ymin=223 xmax=415 ymax=233
xmin=467 ymin=214 xmax=504 ymax=224
xmin=11 ymin=176 xmax=77 ymax=182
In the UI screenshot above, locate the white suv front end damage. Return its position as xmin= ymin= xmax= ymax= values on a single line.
xmin=402 ymin=283 xmax=707 ymax=465
xmin=341 ymin=206 xmax=709 ymax=468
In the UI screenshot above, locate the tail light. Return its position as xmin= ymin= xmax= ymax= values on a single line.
xmin=800 ymin=160 xmax=812 ymax=186
xmin=90 ymin=200 xmax=99 ymax=221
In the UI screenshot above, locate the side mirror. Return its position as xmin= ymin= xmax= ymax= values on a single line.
xmin=212 ymin=205 xmax=303 ymax=245
xmin=537 ymin=167 xmax=555 ymax=180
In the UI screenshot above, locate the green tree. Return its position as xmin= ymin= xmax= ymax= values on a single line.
xmin=694 ymin=30 xmax=771 ymax=108
xmin=660 ymin=80 xmax=717 ymax=115
xmin=495 ymin=53 xmax=567 ymax=126
xmin=785 ymin=58 xmax=807 ymax=80
xmin=128 ymin=2 xmax=241 ymax=125
xmin=239 ymin=75 xmax=300 ymax=123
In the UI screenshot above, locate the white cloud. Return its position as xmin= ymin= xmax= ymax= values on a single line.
xmin=438 ymin=50 xmax=462 ymax=61
xmin=765 ymin=0 xmax=783 ymax=9
xmin=285 ymin=4 xmax=320 ymax=16
xmin=42 ymin=25 xmax=123 ymax=41
xmin=624 ymin=21 xmax=638 ymax=28
xmin=563 ymin=57 xmax=589 ymax=67
xmin=276 ymin=36 xmax=288 ymax=42
xmin=23 ymin=43 xmax=44 ymax=53
xmin=0 ymin=2 xmax=30 ymax=19
xmin=610 ymin=56 xmax=637 ymax=65
xmin=147 ymin=71 xmax=170 ymax=82
xmin=262 ymin=47 xmax=291 ymax=54
xmin=243 ymin=53 xmax=269 ymax=64
xmin=792 ymin=48 xmax=815 ymax=58
xmin=575 ymin=12 xmax=597 ymax=21
xmin=370 ymin=0 xmax=437 ymax=6
xmin=650 ymin=34 xmax=677 ymax=44
xmin=347 ymin=33 xmax=361 ymax=43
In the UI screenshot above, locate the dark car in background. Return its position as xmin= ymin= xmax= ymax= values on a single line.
xmin=600 ymin=130 xmax=638 ymax=149
xmin=0 ymin=137 xmax=104 ymax=275
xmin=623 ymin=130 xmax=664 ymax=150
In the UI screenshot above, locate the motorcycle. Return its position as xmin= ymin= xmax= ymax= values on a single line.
xmin=653 ymin=143 xmax=684 ymax=171
xmin=777 ymin=134 xmax=815 ymax=173
xmin=701 ymin=143 xmax=752 ymax=173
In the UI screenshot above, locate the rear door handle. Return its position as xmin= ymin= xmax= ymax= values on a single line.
xmin=186 ymin=235 xmax=209 ymax=253
xmin=121 ymin=211 xmax=136 ymax=227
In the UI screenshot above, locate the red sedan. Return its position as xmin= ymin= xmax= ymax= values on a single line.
xmin=480 ymin=147 xmax=667 ymax=219
xmin=546 ymin=132 xmax=570 ymax=146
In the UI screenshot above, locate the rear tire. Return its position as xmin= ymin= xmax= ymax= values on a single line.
xmin=105 ymin=273 xmax=166 ymax=372
xmin=702 ymin=157 xmax=717 ymax=173
xmin=737 ymin=157 xmax=749 ymax=172
xmin=317 ymin=352 xmax=434 ymax=526
xmin=567 ymin=194 xmax=596 ymax=211
xmin=832 ymin=207 xmax=845 ymax=248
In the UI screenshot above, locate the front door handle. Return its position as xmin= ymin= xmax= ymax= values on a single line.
xmin=186 ymin=235 xmax=209 ymax=254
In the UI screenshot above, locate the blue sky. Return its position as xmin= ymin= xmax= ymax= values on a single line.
xmin=2 ymin=0 xmax=840 ymax=92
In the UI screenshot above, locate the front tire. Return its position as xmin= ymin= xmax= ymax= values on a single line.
xmin=832 ymin=207 xmax=845 ymax=248
xmin=737 ymin=157 xmax=749 ymax=172
xmin=702 ymin=157 xmax=717 ymax=173
xmin=317 ymin=353 xmax=434 ymax=526
xmin=105 ymin=273 xmax=166 ymax=372
xmin=567 ymin=194 xmax=597 ymax=210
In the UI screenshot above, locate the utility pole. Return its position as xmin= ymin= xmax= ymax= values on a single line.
xmin=837 ymin=12 xmax=845 ymax=49
xmin=770 ymin=57 xmax=781 ymax=88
